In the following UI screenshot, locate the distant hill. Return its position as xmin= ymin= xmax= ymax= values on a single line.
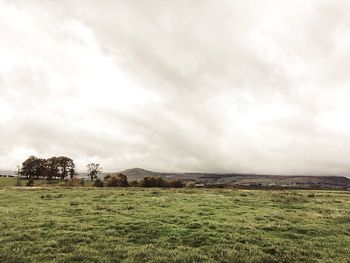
xmin=118 ymin=168 xmax=162 ymax=180
xmin=112 ymin=168 xmax=350 ymax=189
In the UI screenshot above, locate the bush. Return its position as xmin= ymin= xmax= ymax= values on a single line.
xmin=169 ymin=179 xmax=184 ymax=188
xmin=93 ymin=179 xmax=104 ymax=187
xmin=68 ymin=178 xmax=84 ymax=187
xmin=104 ymin=174 xmax=129 ymax=187
xmin=104 ymin=174 xmax=111 ymax=181
xmin=135 ymin=177 xmax=186 ymax=188
xmin=15 ymin=178 xmax=22 ymax=187
xmin=129 ymin=180 xmax=138 ymax=187
xmin=58 ymin=178 xmax=84 ymax=187
xmin=26 ymin=178 xmax=34 ymax=187
xmin=186 ymin=181 xmax=196 ymax=188
xmin=137 ymin=176 xmax=170 ymax=187
xmin=57 ymin=182 xmax=66 ymax=187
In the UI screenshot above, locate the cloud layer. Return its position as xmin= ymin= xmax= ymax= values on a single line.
xmin=1 ymin=0 xmax=350 ymax=174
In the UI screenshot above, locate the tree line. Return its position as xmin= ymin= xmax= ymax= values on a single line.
xmin=19 ymin=156 xmax=75 ymax=180
xmin=94 ymin=174 xmax=195 ymax=188
xmin=18 ymin=156 xmax=196 ymax=188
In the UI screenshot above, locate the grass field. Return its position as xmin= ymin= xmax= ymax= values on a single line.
xmin=0 ymin=187 xmax=349 ymax=263
xmin=0 ymin=177 xmax=93 ymax=187
xmin=0 ymin=177 xmax=61 ymax=187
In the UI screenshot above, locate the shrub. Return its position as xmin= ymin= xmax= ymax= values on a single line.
xmin=93 ymin=179 xmax=104 ymax=187
xmin=68 ymin=178 xmax=84 ymax=187
xmin=15 ymin=178 xmax=22 ymax=187
xmin=135 ymin=177 xmax=186 ymax=188
xmin=129 ymin=180 xmax=139 ymax=187
xmin=169 ymin=179 xmax=184 ymax=188
xmin=104 ymin=174 xmax=129 ymax=187
xmin=186 ymin=181 xmax=196 ymax=188
xmin=138 ymin=176 xmax=169 ymax=187
xmin=26 ymin=178 xmax=34 ymax=187
xmin=58 ymin=178 xmax=84 ymax=187
xmin=57 ymin=182 xmax=66 ymax=187
xmin=103 ymin=174 xmax=111 ymax=181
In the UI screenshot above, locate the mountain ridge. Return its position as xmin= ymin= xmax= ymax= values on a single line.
xmin=113 ymin=168 xmax=350 ymax=189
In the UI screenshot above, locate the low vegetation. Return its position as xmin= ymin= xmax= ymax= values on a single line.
xmin=0 ymin=175 xmax=189 ymax=189
xmin=0 ymin=188 xmax=349 ymax=262
xmin=14 ymin=156 xmax=189 ymax=189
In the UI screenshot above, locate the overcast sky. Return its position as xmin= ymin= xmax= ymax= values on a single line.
xmin=1 ymin=0 xmax=350 ymax=175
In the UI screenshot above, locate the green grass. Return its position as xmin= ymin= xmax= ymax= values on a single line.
xmin=0 ymin=188 xmax=349 ymax=262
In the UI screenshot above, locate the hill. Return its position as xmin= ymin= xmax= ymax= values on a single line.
xmin=114 ymin=168 xmax=350 ymax=189
xmin=118 ymin=168 xmax=162 ymax=180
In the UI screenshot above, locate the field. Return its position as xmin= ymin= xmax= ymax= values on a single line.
xmin=0 ymin=177 xmax=93 ymax=188
xmin=0 ymin=187 xmax=349 ymax=263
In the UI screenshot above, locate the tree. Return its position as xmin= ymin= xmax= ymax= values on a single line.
xmin=20 ymin=155 xmax=75 ymax=181
xmin=87 ymin=163 xmax=102 ymax=181
xmin=57 ymin=156 xmax=75 ymax=180
xmin=20 ymin=156 xmax=46 ymax=179
xmin=44 ymin=156 xmax=75 ymax=180
xmin=44 ymin=157 xmax=60 ymax=180
xmin=116 ymin=173 xmax=128 ymax=187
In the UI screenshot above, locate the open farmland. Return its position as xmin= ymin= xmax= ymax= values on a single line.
xmin=0 ymin=188 xmax=349 ymax=263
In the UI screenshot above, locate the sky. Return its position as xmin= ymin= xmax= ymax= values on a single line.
xmin=1 ymin=0 xmax=350 ymax=175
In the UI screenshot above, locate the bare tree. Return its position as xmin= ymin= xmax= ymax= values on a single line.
xmin=87 ymin=163 xmax=102 ymax=181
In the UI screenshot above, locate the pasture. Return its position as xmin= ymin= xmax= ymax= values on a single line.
xmin=0 ymin=187 xmax=349 ymax=262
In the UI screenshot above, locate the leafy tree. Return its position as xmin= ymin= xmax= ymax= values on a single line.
xmin=57 ymin=156 xmax=75 ymax=180
xmin=21 ymin=156 xmax=75 ymax=181
xmin=44 ymin=157 xmax=60 ymax=180
xmin=116 ymin=173 xmax=128 ymax=187
xmin=21 ymin=156 xmax=46 ymax=179
xmin=87 ymin=163 xmax=102 ymax=181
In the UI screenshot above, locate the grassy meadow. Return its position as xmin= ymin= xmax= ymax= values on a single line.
xmin=0 ymin=177 xmax=93 ymax=188
xmin=0 ymin=186 xmax=349 ymax=262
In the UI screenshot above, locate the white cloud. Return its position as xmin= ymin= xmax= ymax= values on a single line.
xmin=1 ymin=0 xmax=350 ymax=175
